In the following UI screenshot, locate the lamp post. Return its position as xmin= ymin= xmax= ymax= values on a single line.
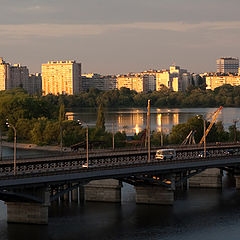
xmin=112 ymin=123 xmax=115 ymax=150
xmin=6 ymin=120 xmax=17 ymax=175
xmin=147 ymin=100 xmax=151 ymax=163
xmin=78 ymin=120 xmax=89 ymax=168
xmin=198 ymin=115 xmax=206 ymax=158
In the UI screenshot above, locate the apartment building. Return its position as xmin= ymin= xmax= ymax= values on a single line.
xmin=217 ymin=57 xmax=239 ymax=74
xmin=42 ymin=60 xmax=81 ymax=95
xmin=206 ymin=75 xmax=240 ymax=90
xmin=82 ymin=73 xmax=117 ymax=91
xmin=156 ymin=65 xmax=191 ymax=91
xmin=116 ymin=74 xmax=149 ymax=93
xmin=0 ymin=57 xmax=37 ymax=93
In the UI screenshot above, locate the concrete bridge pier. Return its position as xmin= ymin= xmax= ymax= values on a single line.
xmin=189 ymin=168 xmax=222 ymax=188
xmin=6 ymin=187 xmax=50 ymax=224
xmin=72 ymin=186 xmax=85 ymax=204
xmin=234 ymin=175 xmax=240 ymax=189
xmin=135 ymin=185 xmax=174 ymax=205
xmin=85 ymin=179 xmax=122 ymax=202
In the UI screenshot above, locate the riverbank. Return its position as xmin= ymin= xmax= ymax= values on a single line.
xmin=1 ymin=141 xmax=71 ymax=152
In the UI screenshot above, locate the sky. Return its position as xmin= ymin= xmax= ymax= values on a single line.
xmin=0 ymin=0 xmax=240 ymax=74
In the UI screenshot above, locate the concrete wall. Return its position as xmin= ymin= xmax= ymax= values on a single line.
xmin=189 ymin=168 xmax=222 ymax=188
xmin=85 ymin=179 xmax=122 ymax=202
xmin=6 ymin=202 xmax=48 ymax=224
xmin=135 ymin=186 xmax=174 ymax=205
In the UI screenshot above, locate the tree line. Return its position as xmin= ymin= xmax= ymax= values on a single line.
xmin=0 ymin=87 xmax=240 ymax=148
xmin=40 ymin=84 xmax=240 ymax=109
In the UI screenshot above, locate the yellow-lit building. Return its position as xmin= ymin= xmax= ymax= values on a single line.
xmin=42 ymin=60 xmax=81 ymax=95
xmin=156 ymin=70 xmax=172 ymax=90
xmin=116 ymin=75 xmax=148 ymax=93
xmin=0 ymin=57 xmax=31 ymax=92
xmin=206 ymin=75 xmax=240 ymax=90
xmin=0 ymin=58 xmax=10 ymax=90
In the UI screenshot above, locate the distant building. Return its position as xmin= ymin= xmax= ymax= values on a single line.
xmin=42 ymin=60 xmax=81 ymax=95
xmin=116 ymin=74 xmax=149 ymax=93
xmin=81 ymin=73 xmax=117 ymax=91
xmin=206 ymin=75 xmax=240 ymax=90
xmin=28 ymin=73 xmax=42 ymax=94
xmin=217 ymin=57 xmax=239 ymax=74
xmin=156 ymin=65 xmax=191 ymax=91
xmin=0 ymin=57 xmax=37 ymax=93
xmin=156 ymin=70 xmax=172 ymax=90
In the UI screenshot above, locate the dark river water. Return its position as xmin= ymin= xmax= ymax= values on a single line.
xmin=1 ymin=186 xmax=240 ymax=240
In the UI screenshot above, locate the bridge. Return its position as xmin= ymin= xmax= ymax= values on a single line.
xmin=1 ymin=143 xmax=240 ymax=224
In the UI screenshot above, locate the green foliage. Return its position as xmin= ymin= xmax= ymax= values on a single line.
xmin=96 ymin=104 xmax=105 ymax=130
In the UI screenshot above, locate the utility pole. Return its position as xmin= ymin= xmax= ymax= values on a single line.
xmin=147 ymin=100 xmax=151 ymax=163
xmin=203 ymin=118 xmax=206 ymax=158
xmin=112 ymin=123 xmax=115 ymax=150
xmin=0 ymin=129 xmax=2 ymax=160
xmin=86 ymin=125 xmax=89 ymax=167
xmin=6 ymin=120 xmax=17 ymax=175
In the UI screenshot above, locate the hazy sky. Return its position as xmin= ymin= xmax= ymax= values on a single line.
xmin=1 ymin=0 xmax=240 ymax=74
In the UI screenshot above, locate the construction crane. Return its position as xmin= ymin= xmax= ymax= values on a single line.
xmin=182 ymin=130 xmax=196 ymax=145
xmin=199 ymin=106 xmax=223 ymax=145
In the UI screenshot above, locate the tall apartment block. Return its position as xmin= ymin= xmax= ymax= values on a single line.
xmin=0 ymin=57 xmax=40 ymax=94
xmin=217 ymin=57 xmax=239 ymax=74
xmin=42 ymin=60 xmax=81 ymax=95
xmin=0 ymin=58 xmax=29 ymax=90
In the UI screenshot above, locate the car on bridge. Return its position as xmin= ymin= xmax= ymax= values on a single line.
xmin=198 ymin=151 xmax=210 ymax=158
xmin=223 ymin=149 xmax=235 ymax=155
xmin=155 ymin=149 xmax=176 ymax=160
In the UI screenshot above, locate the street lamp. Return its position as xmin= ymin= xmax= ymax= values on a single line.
xmin=146 ymin=100 xmax=151 ymax=163
xmin=112 ymin=122 xmax=115 ymax=150
xmin=198 ymin=115 xmax=206 ymax=158
xmin=78 ymin=120 xmax=89 ymax=168
xmin=6 ymin=120 xmax=17 ymax=175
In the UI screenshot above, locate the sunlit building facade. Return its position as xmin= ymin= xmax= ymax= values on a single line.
xmin=156 ymin=65 xmax=191 ymax=92
xmin=206 ymin=75 xmax=240 ymax=90
xmin=0 ymin=57 xmax=32 ymax=92
xmin=42 ymin=60 xmax=81 ymax=95
xmin=116 ymin=75 xmax=149 ymax=93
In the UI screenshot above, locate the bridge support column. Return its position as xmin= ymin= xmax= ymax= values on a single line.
xmin=189 ymin=168 xmax=222 ymax=188
xmin=135 ymin=186 xmax=174 ymax=205
xmin=6 ymin=188 xmax=50 ymax=224
xmin=85 ymin=179 xmax=122 ymax=203
xmin=235 ymin=176 xmax=240 ymax=189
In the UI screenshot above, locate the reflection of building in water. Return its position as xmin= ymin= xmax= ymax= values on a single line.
xmin=117 ymin=111 xmax=145 ymax=135
xmin=66 ymin=112 xmax=74 ymax=121
xmin=156 ymin=113 xmax=179 ymax=133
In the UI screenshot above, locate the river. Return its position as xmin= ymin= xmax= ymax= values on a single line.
xmin=67 ymin=107 xmax=240 ymax=135
xmin=1 ymin=185 xmax=240 ymax=240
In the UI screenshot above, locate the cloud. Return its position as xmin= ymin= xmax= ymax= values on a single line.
xmin=0 ymin=21 xmax=239 ymax=40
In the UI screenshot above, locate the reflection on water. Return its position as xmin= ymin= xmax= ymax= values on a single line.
xmin=67 ymin=107 xmax=239 ymax=135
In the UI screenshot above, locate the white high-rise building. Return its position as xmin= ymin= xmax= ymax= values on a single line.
xmin=217 ymin=57 xmax=239 ymax=74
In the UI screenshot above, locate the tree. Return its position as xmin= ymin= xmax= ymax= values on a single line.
xmin=96 ymin=104 xmax=105 ymax=130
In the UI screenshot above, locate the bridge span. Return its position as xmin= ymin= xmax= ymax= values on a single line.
xmin=1 ymin=143 xmax=240 ymax=224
